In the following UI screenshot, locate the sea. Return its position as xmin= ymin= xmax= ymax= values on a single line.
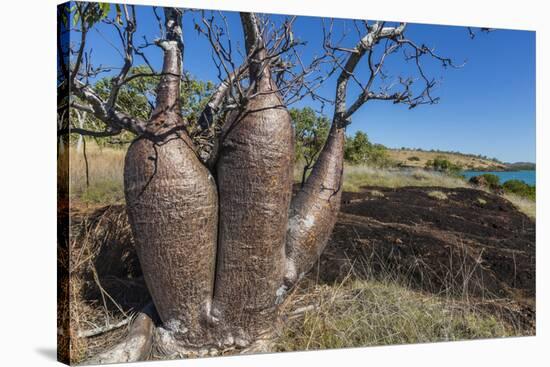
xmin=462 ymin=170 xmax=536 ymax=186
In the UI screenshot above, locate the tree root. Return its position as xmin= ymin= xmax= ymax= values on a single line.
xmin=151 ymin=325 xmax=277 ymax=360
xmin=83 ymin=303 xmax=156 ymax=365
xmin=84 ymin=303 xmax=280 ymax=364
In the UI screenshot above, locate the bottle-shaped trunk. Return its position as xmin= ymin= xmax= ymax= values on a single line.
xmin=213 ymin=82 xmax=294 ymax=343
xmin=124 ymin=132 xmax=218 ymax=342
xmin=124 ymin=7 xmax=218 ymax=344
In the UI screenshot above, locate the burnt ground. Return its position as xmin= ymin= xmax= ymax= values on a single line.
xmin=315 ymin=186 xmax=535 ymax=328
xmin=68 ymin=185 xmax=535 ymax=361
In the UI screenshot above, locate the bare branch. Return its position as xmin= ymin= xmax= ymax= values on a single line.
xmin=332 ymin=22 xmax=406 ymax=125
xmin=197 ymin=63 xmax=249 ymax=130
xmin=106 ymin=5 xmax=137 ymax=110
xmin=72 ymin=79 xmax=147 ymax=135
xmin=58 ymin=126 xmax=122 ymax=137
xmin=70 ymin=3 xmax=89 ymax=85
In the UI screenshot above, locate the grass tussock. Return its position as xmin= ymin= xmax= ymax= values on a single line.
xmin=477 ymin=197 xmax=487 ymax=206
xmin=427 ymin=190 xmax=449 ymax=201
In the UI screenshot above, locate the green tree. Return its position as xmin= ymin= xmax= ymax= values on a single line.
xmin=290 ymin=107 xmax=330 ymax=186
xmin=344 ymin=131 xmax=370 ymax=164
xmin=344 ymin=131 xmax=390 ymax=166
xmin=81 ymin=66 xmax=216 ymax=146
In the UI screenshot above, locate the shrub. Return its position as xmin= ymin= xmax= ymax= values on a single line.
xmin=408 ymin=156 xmax=421 ymax=161
xmin=503 ymin=180 xmax=536 ymax=201
xmin=425 ymin=156 xmax=462 ymax=175
xmin=479 ymin=173 xmax=500 ymax=188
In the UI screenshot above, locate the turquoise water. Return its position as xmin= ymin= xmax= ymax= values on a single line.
xmin=462 ymin=170 xmax=536 ymax=186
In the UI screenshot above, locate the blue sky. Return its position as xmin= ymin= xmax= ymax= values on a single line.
xmin=80 ymin=4 xmax=536 ymax=163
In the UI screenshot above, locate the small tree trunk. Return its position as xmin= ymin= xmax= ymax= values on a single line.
xmin=75 ymin=111 xmax=86 ymax=152
xmin=285 ymin=122 xmax=345 ymax=285
xmin=301 ymin=164 xmax=309 ymax=188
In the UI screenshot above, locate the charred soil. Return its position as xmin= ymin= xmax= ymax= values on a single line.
xmin=318 ymin=186 xmax=535 ymax=329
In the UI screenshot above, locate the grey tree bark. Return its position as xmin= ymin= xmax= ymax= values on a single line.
xmin=212 ymin=12 xmax=294 ymax=345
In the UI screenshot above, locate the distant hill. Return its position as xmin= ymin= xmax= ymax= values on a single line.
xmin=387 ymin=148 xmax=514 ymax=171
xmin=506 ymin=162 xmax=536 ymax=171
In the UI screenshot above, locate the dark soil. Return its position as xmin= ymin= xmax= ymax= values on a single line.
xmin=314 ymin=186 xmax=535 ymax=329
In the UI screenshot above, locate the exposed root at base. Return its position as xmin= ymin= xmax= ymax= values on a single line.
xmin=84 ymin=303 xmax=279 ymax=364
xmin=83 ymin=303 xmax=156 ymax=365
xmin=151 ymin=326 xmax=277 ymax=359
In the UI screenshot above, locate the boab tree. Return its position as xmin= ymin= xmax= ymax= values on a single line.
xmin=59 ymin=4 xmax=464 ymax=363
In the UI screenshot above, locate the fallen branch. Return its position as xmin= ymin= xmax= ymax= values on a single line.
xmin=289 ymin=305 xmax=317 ymax=318
xmin=77 ymin=317 xmax=133 ymax=338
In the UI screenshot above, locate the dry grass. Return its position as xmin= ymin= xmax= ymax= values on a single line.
xmin=65 ymin=145 xmax=534 ymax=361
xmin=70 ymin=148 xmax=535 ymax=220
xmin=427 ymin=190 xmax=449 ymax=201
xmin=66 ymin=202 xmax=532 ymax=363
xmin=276 ymin=279 xmax=517 ymax=352
xmin=477 ymin=197 xmax=488 ymax=206
xmin=504 ymin=193 xmax=536 ymax=219
xmin=387 ymin=149 xmax=507 ymax=170
xmin=68 ymin=205 xmax=149 ymax=363
xmin=342 ymin=165 xmax=468 ymax=192
xmin=70 ymin=143 xmax=126 ymax=204
xmin=276 ymin=227 xmax=532 ymax=352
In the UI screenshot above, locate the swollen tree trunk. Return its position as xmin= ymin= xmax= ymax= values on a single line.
xmin=124 ymin=8 xmax=218 ymax=344
xmin=212 ymin=13 xmax=294 ymax=345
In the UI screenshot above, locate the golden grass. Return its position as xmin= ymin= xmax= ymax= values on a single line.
xmin=504 ymin=193 xmax=536 ymax=219
xmin=276 ymin=226 xmax=532 ymax=351
xmin=68 ymin=205 xmax=529 ymax=362
xmin=427 ymin=190 xmax=449 ymax=200
xmin=70 ymin=144 xmax=126 ymax=204
xmin=276 ymin=279 xmax=517 ymax=352
xmin=387 ymin=149 xmax=507 ymax=170
xmin=65 ymin=145 xmax=534 ymax=361
xmin=342 ymin=165 xmax=468 ymax=192
xmin=70 ymin=146 xmax=535 ymax=219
